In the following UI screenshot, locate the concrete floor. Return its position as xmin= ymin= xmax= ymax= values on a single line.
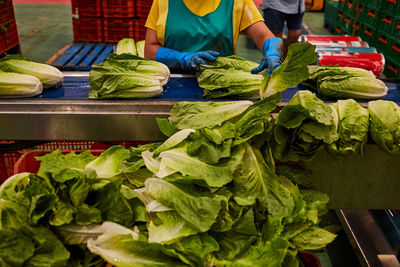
xmin=12 ymin=4 xmax=329 ymax=63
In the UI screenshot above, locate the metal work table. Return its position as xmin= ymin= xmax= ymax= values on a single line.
xmin=1 ymin=72 xmax=400 ymax=265
xmin=0 ymin=72 xmax=399 ymax=141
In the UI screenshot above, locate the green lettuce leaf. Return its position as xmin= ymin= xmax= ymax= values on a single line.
xmin=75 ymin=204 xmax=102 ymax=225
xmin=49 ymin=199 xmax=75 ymax=226
xmin=234 ymin=143 xmax=294 ymax=217
xmin=226 ymin=238 xmax=290 ymax=267
xmin=94 ymin=179 xmax=135 ymax=227
xmin=37 ymin=150 xmax=96 ymax=182
xmin=144 ymin=178 xmax=224 ymax=232
xmin=290 ymin=226 xmax=336 ymax=250
xmin=87 ymin=233 xmax=186 ymax=267
xmin=261 ymin=43 xmax=317 ymax=98
xmin=167 ymin=233 xmax=219 ymax=267
xmin=148 ymin=211 xmax=198 ymax=244
xmin=22 ymin=225 xmax=70 ymax=267
xmin=85 ymin=146 xmax=130 ymax=178
xmin=169 ymin=101 xmax=252 ymax=130
xmin=0 ymin=199 xmax=28 ymax=229
xmin=233 ymin=93 xmax=281 ymax=146
xmin=197 ymin=56 xmax=263 ymax=99
xmin=0 ymin=227 xmax=35 ymax=266
xmin=57 ymin=221 xmax=139 ymax=245
xmin=156 ymin=147 xmax=241 ymax=187
xmin=198 ymin=68 xmax=263 ymax=99
xmin=0 ymin=173 xmax=56 ymax=225
xmin=200 ymin=55 xmax=259 ymax=72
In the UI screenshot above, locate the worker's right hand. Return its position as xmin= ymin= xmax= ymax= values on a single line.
xmin=180 ymin=51 xmax=219 ymax=72
xmin=251 ymin=37 xmax=283 ymax=75
xmin=155 ymin=47 xmax=219 ymax=72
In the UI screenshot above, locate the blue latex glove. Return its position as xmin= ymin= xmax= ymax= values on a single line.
xmin=155 ymin=47 xmax=219 ymax=72
xmin=251 ymin=37 xmax=283 ymax=75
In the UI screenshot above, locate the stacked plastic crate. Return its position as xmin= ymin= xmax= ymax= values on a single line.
xmin=324 ymin=0 xmax=339 ymax=33
xmin=0 ymin=0 xmax=19 ymax=55
xmin=71 ymin=0 xmax=153 ymax=43
xmin=103 ymin=0 xmax=151 ymax=42
xmin=71 ymin=0 xmax=103 ymax=42
xmin=325 ymin=0 xmax=400 ymax=78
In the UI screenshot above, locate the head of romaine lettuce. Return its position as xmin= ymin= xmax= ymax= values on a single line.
xmin=0 ymin=54 xmax=63 ymax=89
xmin=273 ymin=90 xmax=339 ymax=161
xmin=0 ymin=70 xmax=43 ymax=98
xmin=368 ymin=100 xmax=400 ymax=155
xmin=304 ymin=65 xmax=388 ymax=100
xmin=328 ymin=99 xmax=369 ymax=156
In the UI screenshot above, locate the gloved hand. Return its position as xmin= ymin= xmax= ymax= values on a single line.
xmin=251 ymin=37 xmax=283 ymax=75
xmin=155 ymin=47 xmax=219 ymax=72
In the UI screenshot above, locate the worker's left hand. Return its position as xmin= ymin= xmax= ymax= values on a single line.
xmin=251 ymin=37 xmax=283 ymax=75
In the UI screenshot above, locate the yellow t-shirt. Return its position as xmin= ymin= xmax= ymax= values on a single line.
xmin=145 ymin=0 xmax=263 ymax=54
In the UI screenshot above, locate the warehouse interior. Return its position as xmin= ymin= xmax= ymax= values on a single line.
xmin=1 ymin=0 xmax=400 ymax=266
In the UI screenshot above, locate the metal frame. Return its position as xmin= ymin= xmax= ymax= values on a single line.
xmin=337 ymin=210 xmax=400 ymax=267
xmin=0 ymin=99 xmax=175 ymax=141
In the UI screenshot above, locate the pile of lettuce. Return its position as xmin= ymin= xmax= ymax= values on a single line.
xmin=197 ymin=43 xmax=318 ymax=100
xmin=88 ymin=39 xmax=169 ymax=99
xmin=0 ymin=94 xmax=337 ymax=267
xmin=0 ymin=54 xmax=63 ymax=98
xmin=271 ymin=90 xmax=400 ymax=161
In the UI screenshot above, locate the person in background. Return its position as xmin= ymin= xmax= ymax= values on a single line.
xmin=262 ymin=0 xmax=305 ymax=57
xmin=144 ymin=0 xmax=283 ymax=75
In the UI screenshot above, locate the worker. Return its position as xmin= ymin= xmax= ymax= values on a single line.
xmin=144 ymin=0 xmax=283 ymax=74
xmin=261 ymin=0 xmax=305 ymax=57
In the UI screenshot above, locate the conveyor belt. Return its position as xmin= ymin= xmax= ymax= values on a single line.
xmin=9 ymin=75 xmax=400 ymax=103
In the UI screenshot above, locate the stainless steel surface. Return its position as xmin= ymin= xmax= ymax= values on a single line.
xmin=337 ymin=210 xmax=400 ymax=267
xmin=62 ymin=71 xmax=90 ymax=77
xmin=0 ymin=100 xmax=175 ymax=141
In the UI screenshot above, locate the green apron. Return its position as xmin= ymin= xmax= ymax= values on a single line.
xmin=164 ymin=0 xmax=234 ymax=56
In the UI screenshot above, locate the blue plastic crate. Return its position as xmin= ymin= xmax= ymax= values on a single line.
xmin=50 ymin=42 xmax=115 ymax=71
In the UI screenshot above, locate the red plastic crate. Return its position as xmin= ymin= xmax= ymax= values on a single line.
xmin=135 ymin=17 xmax=147 ymax=41
xmin=34 ymin=141 xmax=151 ymax=151
xmin=0 ymin=151 xmax=22 ymax=184
xmin=104 ymin=17 xmax=146 ymax=42
xmin=102 ymin=0 xmax=135 ymax=18
xmin=136 ymin=0 xmax=153 ymax=18
xmin=36 ymin=141 xmax=96 ymax=150
xmin=72 ymin=16 xmax=103 ymax=42
xmin=0 ymin=0 xmax=15 ymax=26
xmin=71 ymin=0 xmax=102 ymax=17
xmin=0 ymin=20 xmax=19 ymax=54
